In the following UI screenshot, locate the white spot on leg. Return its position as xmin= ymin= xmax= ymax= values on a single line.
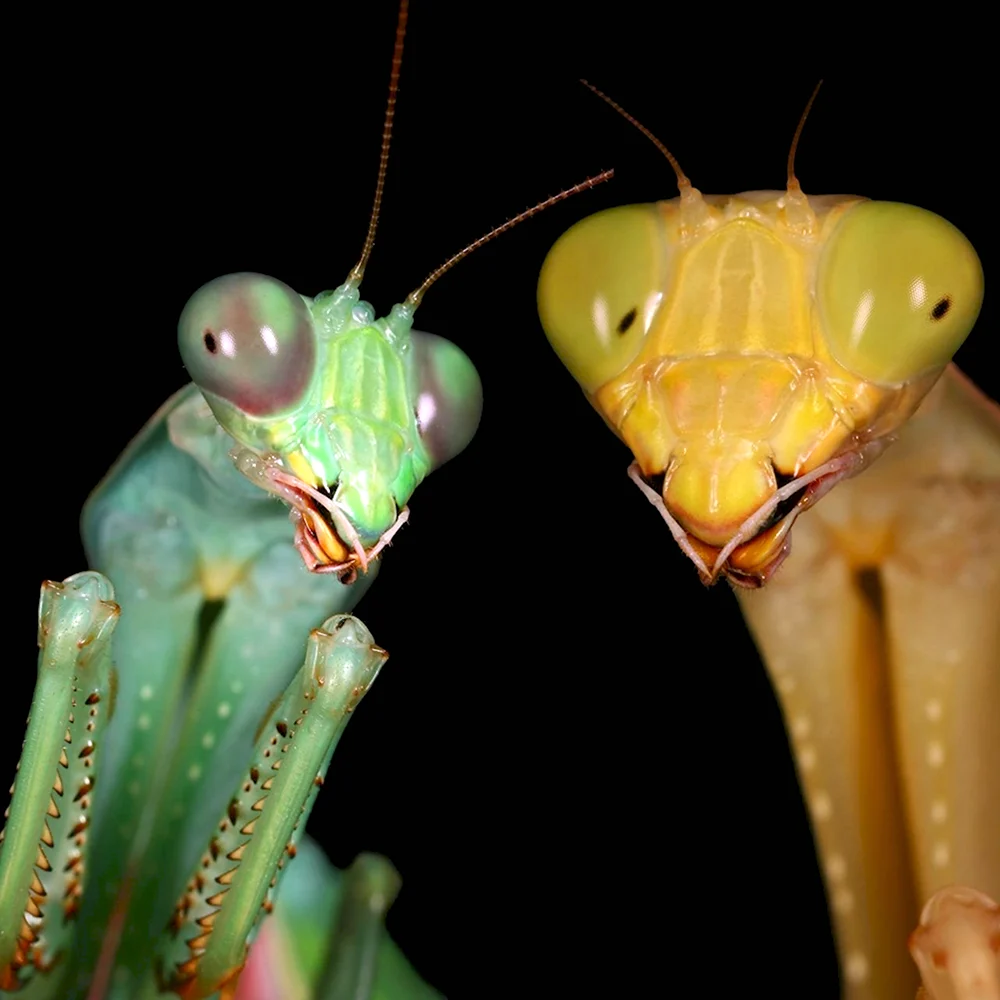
xmin=798 ymin=745 xmax=817 ymax=771
xmin=933 ymin=842 xmax=951 ymax=868
xmin=230 ymin=680 xmax=244 ymax=694
xmin=139 ymin=684 xmax=153 ymax=701
xmin=927 ymin=741 xmax=945 ymax=768
xmin=201 ymin=732 xmax=215 ymax=749
xmin=832 ymin=888 xmax=854 ymax=914
xmin=925 ymin=698 xmax=942 ymax=721
xmin=217 ymin=702 xmax=231 ymax=719
xmin=845 ymin=953 xmax=869 ymax=983
xmin=791 ymin=716 xmax=811 ymax=739
xmin=187 ymin=764 xmax=202 ymax=782
xmin=826 ymin=855 xmax=848 ymax=882
xmin=137 ymin=714 xmax=151 ymax=731
xmin=811 ymin=792 xmax=833 ymax=821
xmin=931 ymin=800 xmax=948 ymax=824
xmin=776 ymin=675 xmax=796 ymax=694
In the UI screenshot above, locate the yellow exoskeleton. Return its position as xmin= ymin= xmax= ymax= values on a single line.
xmin=538 ymin=83 xmax=1000 ymax=999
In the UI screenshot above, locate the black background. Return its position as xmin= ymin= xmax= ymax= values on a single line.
xmin=9 ymin=7 xmax=993 ymax=998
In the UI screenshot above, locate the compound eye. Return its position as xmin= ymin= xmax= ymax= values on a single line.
xmin=537 ymin=204 xmax=666 ymax=393
xmin=178 ymin=272 xmax=316 ymax=416
xmin=818 ymin=201 xmax=984 ymax=384
xmin=411 ymin=331 xmax=483 ymax=470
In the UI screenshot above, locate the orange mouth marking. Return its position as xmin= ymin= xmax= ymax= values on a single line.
xmin=261 ymin=465 xmax=409 ymax=583
xmin=629 ymin=436 xmax=895 ymax=587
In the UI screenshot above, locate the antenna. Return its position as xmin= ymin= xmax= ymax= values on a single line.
xmin=405 ymin=170 xmax=614 ymax=308
xmin=580 ymin=79 xmax=707 ymax=235
xmin=580 ymin=80 xmax=690 ymax=193
xmin=783 ymin=80 xmax=823 ymax=235
xmin=787 ymin=80 xmax=823 ymax=193
xmin=348 ymin=0 xmax=409 ymax=286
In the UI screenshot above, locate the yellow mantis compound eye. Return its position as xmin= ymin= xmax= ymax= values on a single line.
xmin=537 ymin=205 xmax=667 ymax=393
xmin=818 ymin=201 xmax=984 ymax=384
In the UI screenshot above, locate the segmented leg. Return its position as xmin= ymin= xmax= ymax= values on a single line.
xmin=0 ymin=574 xmax=119 ymax=993
xmin=738 ymin=523 xmax=920 ymax=999
xmin=736 ymin=367 xmax=1000 ymax=999
xmin=232 ymin=836 xmax=442 ymax=1000
xmin=875 ymin=377 xmax=1000 ymax=905
xmin=155 ymin=614 xmax=386 ymax=1000
xmin=317 ymin=853 xmax=403 ymax=1000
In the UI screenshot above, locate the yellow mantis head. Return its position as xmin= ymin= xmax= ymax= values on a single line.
xmin=537 ymin=82 xmax=984 ymax=586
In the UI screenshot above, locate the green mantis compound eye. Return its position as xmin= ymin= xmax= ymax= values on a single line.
xmin=537 ymin=204 xmax=668 ymax=393
xmin=818 ymin=201 xmax=984 ymax=384
xmin=178 ymin=272 xmax=316 ymax=417
xmin=411 ymin=331 xmax=483 ymax=469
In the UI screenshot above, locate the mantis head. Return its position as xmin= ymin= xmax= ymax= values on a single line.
xmin=173 ymin=6 xmax=610 ymax=582
xmin=177 ymin=271 xmax=482 ymax=581
xmin=537 ymin=83 xmax=984 ymax=586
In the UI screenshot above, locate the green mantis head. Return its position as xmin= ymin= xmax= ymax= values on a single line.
xmin=167 ymin=1 xmax=487 ymax=582
xmin=177 ymin=271 xmax=482 ymax=579
xmin=173 ymin=5 xmax=610 ymax=582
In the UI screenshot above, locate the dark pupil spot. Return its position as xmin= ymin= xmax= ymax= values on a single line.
xmin=617 ymin=307 xmax=638 ymax=335
xmin=203 ymin=330 xmax=218 ymax=353
xmin=931 ymin=296 xmax=951 ymax=320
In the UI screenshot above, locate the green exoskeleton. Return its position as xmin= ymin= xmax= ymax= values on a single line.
xmin=0 ymin=3 xmax=611 ymax=996
xmin=0 ymin=575 xmax=119 ymax=988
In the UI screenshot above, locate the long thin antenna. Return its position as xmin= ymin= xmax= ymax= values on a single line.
xmin=405 ymin=169 xmax=615 ymax=308
xmin=348 ymin=0 xmax=409 ymax=285
xmin=580 ymin=80 xmax=690 ymax=193
xmin=787 ymin=80 xmax=823 ymax=192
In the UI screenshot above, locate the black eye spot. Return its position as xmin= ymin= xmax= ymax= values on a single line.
xmin=617 ymin=307 xmax=638 ymax=335
xmin=203 ymin=330 xmax=218 ymax=353
xmin=931 ymin=297 xmax=952 ymax=321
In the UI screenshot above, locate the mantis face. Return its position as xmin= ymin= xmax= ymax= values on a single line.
xmin=538 ymin=191 xmax=983 ymax=586
xmin=178 ymin=272 xmax=483 ymax=580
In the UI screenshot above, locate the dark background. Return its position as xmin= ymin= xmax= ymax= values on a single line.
xmin=9 ymin=7 xmax=992 ymax=998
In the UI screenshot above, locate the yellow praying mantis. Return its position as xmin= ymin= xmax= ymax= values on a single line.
xmin=538 ymin=70 xmax=998 ymax=999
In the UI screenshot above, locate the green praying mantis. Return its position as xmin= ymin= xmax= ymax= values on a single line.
xmin=3 ymin=5 xmax=618 ymax=997
xmin=4 ymin=8 xmax=997 ymax=999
